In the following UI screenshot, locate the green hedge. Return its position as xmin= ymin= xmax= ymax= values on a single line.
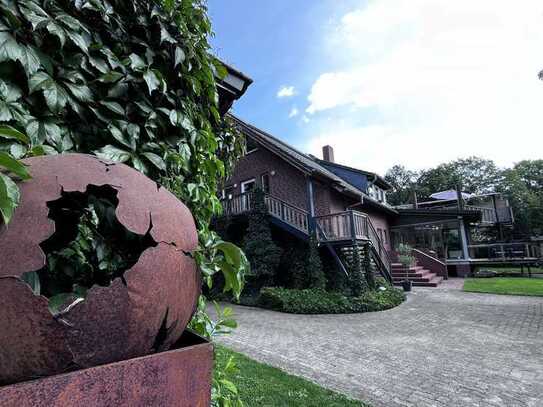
xmin=258 ymin=287 xmax=405 ymax=314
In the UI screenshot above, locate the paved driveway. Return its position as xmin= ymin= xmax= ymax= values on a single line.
xmin=212 ymin=280 xmax=543 ymax=407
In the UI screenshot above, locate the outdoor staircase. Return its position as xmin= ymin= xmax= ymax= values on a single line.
xmin=391 ymin=263 xmax=444 ymax=287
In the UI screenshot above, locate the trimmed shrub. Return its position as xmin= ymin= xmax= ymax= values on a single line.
xmin=259 ymin=286 xmax=405 ymax=315
xmin=306 ymin=232 xmax=326 ymax=290
xmin=243 ymin=188 xmax=282 ymax=289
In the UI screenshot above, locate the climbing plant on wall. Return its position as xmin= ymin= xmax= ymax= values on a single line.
xmin=0 ymin=0 xmax=247 ymax=403
xmin=0 ymin=0 xmax=247 ymax=292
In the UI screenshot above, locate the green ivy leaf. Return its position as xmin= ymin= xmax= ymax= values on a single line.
xmin=10 ymin=143 xmax=27 ymax=159
xmin=0 ymin=125 xmax=30 ymax=144
xmin=107 ymin=124 xmax=132 ymax=150
xmin=0 ymin=152 xmax=30 ymax=179
xmin=0 ymin=32 xmax=22 ymax=63
xmin=0 ymin=172 xmax=20 ymax=224
xmin=46 ymin=21 xmax=67 ymax=47
xmin=100 ymin=100 xmax=125 ymax=116
xmin=17 ymin=45 xmax=41 ymax=77
xmin=29 ymin=72 xmax=69 ymax=112
xmin=65 ymin=82 xmax=93 ymax=102
xmin=67 ymin=31 xmax=89 ymax=54
xmin=159 ymin=22 xmax=176 ymax=44
xmin=98 ymin=71 xmax=124 ymax=83
xmin=94 ymin=144 xmax=132 ymax=163
xmin=142 ymin=152 xmax=166 ymax=171
xmin=128 ymin=53 xmax=146 ymax=71
xmin=174 ymin=46 xmax=185 ymax=67
xmin=28 ymin=144 xmax=57 ymax=156
xmin=19 ymin=1 xmax=50 ymax=29
xmin=26 ymin=118 xmax=61 ymax=146
xmin=143 ymin=69 xmax=160 ymax=94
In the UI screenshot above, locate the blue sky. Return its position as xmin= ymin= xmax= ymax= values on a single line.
xmin=208 ymin=1 xmax=543 ymax=175
xmin=208 ymin=1 xmax=356 ymax=146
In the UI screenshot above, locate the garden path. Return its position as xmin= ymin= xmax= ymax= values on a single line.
xmin=210 ymin=279 xmax=543 ymax=407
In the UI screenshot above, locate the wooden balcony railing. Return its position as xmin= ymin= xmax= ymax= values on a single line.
xmin=221 ymin=192 xmax=309 ymax=234
xmin=221 ymin=194 xmax=392 ymax=281
xmin=265 ymin=195 xmax=309 ymax=234
xmin=314 ymin=210 xmax=392 ymax=279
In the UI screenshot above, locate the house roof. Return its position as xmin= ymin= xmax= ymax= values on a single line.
xmin=229 ymin=114 xmax=398 ymax=215
xmin=313 ymin=158 xmax=393 ymax=190
xmin=215 ymin=60 xmax=253 ymax=114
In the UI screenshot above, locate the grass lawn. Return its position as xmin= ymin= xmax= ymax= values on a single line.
xmin=464 ymin=278 xmax=543 ymax=297
xmin=215 ymin=345 xmax=369 ymax=407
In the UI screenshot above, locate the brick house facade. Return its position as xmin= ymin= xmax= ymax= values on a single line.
xmin=222 ymin=115 xmax=397 ymax=253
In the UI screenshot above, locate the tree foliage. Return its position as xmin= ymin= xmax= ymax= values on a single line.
xmin=384 ymin=164 xmax=417 ymax=206
xmin=243 ymin=188 xmax=282 ymax=289
xmin=385 ymin=157 xmax=543 ymax=236
xmin=498 ymin=160 xmax=543 ymax=234
xmin=385 ymin=157 xmax=502 ymax=204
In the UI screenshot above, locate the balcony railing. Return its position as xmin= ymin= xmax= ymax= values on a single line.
xmin=221 ymin=192 xmax=309 ymax=234
xmin=221 ymin=194 xmax=393 ymax=282
xmin=314 ymin=210 xmax=392 ymax=279
xmin=468 ymin=242 xmax=541 ymax=261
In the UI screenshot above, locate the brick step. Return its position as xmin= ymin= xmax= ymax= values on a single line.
xmin=394 ymin=276 xmax=444 ymax=287
xmin=393 ymin=275 xmax=435 ymax=283
xmin=391 ymin=270 xmax=432 ymax=278
xmin=391 ymin=266 xmax=424 ymax=272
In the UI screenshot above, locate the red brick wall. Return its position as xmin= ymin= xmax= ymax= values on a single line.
xmin=224 ymin=142 xmax=394 ymax=251
xmin=224 ymin=147 xmax=308 ymax=210
xmin=360 ymin=205 xmax=392 ymax=251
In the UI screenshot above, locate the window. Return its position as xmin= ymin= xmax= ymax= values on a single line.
xmin=261 ymin=173 xmax=270 ymax=194
xmin=246 ymin=138 xmax=258 ymax=154
xmin=221 ymin=185 xmax=234 ymax=200
xmin=241 ymin=178 xmax=256 ymax=193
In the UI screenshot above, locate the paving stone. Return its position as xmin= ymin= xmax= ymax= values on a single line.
xmin=210 ymin=280 xmax=543 ymax=407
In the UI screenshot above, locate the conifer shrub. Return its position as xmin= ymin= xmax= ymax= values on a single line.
xmin=242 ymin=188 xmax=282 ymax=290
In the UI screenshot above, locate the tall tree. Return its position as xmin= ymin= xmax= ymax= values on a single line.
xmin=384 ymin=165 xmax=418 ymax=205
xmin=498 ymin=161 xmax=543 ymax=235
xmin=417 ymin=157 xmax=501 ymax=199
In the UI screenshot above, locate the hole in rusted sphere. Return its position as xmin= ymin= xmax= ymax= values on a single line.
xmin=22 ymin=185 xmax=157 ymax=314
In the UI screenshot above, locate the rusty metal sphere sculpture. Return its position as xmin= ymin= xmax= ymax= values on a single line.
xmin=0 ymin=154 xmax=199 ymax=385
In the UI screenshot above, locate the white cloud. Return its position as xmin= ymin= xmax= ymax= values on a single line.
xmin=277 ymin=85 xmax=296 ymax=98
xmin=305 ymin=0 xmax=543 ymax=173
xmin=288 ymin=107 xmax=299 ymax=118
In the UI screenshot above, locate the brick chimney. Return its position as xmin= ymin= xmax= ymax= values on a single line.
xmin=322 ymin=145 xmax=334 ymax=163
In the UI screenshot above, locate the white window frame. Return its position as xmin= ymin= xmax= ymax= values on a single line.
xmin=241 ymin=178 xmax=256 ymax=193
xmin=221 ymin=186 xmax=234 ymax=200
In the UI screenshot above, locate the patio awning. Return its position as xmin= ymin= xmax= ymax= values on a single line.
xmin=430 ymin=189 xmax=473 ymax=201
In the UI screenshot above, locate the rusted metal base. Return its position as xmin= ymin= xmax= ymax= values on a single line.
xmin=0 ymin=330 xmax=212 ymax=407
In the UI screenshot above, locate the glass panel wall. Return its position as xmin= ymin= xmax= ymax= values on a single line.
xmin=391 ymin=220 xmax=465 ymax=260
